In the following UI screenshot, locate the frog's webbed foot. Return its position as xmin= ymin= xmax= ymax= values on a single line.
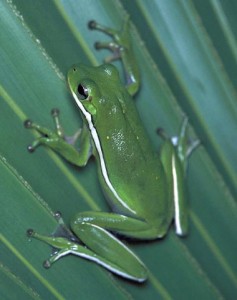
xmin=94 ymin=41 xmax=121 ymax=63
xmin=88 ymin=19 xmax=128 ymax=63
xmin=27 ymin=211 xmax=81 ymax=269
xmin=172 ymin=118 xmax=200 ymax=158
xmin=88 ymin=18 xmax=139 ymax=96
xmin=157 ymin=117 xmax=200 ymax=169
xmin=25 ymin=109 xmax=92 ymax=166
xmin=52 ymin=211 xmax=80 ymax=243
xmin=27 ymin=211 xmax=79 ymax=244
xmin=24 ymin=109 xmax=79 ymax=152
xmin=24 ymin=108 xmax=82 ymax=155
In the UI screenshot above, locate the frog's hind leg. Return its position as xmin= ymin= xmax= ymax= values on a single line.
xmin=158 ymin=118 xmax=200 ymax=236
xmin=27 ymin=212 xmax=148 ymax=282
xmin=27 ymin=227 xmax=146 ymax=282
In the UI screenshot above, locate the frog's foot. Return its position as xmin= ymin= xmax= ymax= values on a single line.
xmin=27 ymin=211 xmax=81 ymax=268
xmin=25 ymin=109 xmax=92 ymax=166
xmin=27 ymin=228 xmax=79 ymax=269
xmin=52 ymin=211 xmax=80 ymax=243
xmin=28 ymin=211 xmax=79 ymax=243
xmin=88 ymin=18 xmax=139 ymax=96
xmin=177 ymin=117 xmax=200 ymax=159
xmin=95 ymin=41 xmax=121 ymax=63
xmin=88 ymin=19 xmax=129 ymax=63
xmin=24 ymin=108 xmax=81 ymax=153
xmin=157 ymin=117 xmax=200 ymax=164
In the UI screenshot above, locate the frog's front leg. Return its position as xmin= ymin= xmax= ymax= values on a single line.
xmin=28 ymin=211 xmax=150 ymax=282
xmin=24 ymin=109 xmax=93 ymax=166
xmin=88 ymin=18 xmax=140 ymax=96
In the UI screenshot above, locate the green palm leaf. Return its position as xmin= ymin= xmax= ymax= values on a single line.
xmin=0 ymin=1 xmax=236 ymax=299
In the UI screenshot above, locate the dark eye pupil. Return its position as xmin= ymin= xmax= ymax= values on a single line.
xmin=77 ymin=84 xmax=88 ymax=100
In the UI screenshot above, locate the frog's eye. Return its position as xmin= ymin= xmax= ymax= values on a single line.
xmin=77 ymin=84 xmax=88 ymax=100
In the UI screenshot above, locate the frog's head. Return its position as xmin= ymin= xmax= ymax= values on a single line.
xmin=68 ymin=63 xmax=121 ymax=120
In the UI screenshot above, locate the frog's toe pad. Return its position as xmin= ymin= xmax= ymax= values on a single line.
xmin=51 ymin=108 xmax=60 ymax=117
xmin=88 ymin=20 xmax=97 ymax=29
xmin=27 ymin=228 xmax=35 ymax=237
xmin=24 ymin=119 xmax=33 ymax=129
xmin=43 ymin=260 xmax=51 ymax=269
xmin=27 ymin=145 xmax=35 ymax=153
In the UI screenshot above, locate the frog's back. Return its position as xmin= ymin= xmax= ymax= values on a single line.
xmin=94 ymin=87 xmax=173 ymax=228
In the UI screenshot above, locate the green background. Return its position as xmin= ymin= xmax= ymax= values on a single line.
xmin=0 ymin=0 xmax=236 ymax=299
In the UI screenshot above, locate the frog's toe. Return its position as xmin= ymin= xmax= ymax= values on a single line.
xmin=27 ymin=144 xmax=35 ymax=153
xmin=24 ymin=119 xmax=33 ymax=129
xmin=94 ymin=41 xmax=101 ymax=50
xmin=27 ymin=228 xmax=35 ymax=237
xmin=51 ymin=108 xmax=60 ymax=117
xmin=88 ymin=20 xmax=97 ymax=30
xmin=187 ymin=138 xmax=200 ymax=157
xmin=157 ymin=127 xmax=168 ymax=140
xmin=43 ymin=260 xmax=51 ymax=269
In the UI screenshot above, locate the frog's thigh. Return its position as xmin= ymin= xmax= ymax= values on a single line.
xmin=71 ymin=211 xmax=158 ymax=240
xmin=70 ymin=212 xmax=151 ymax=281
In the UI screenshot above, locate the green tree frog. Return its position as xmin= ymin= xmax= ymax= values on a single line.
xmin=25 ymin=18 xmax=199 ymax=282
